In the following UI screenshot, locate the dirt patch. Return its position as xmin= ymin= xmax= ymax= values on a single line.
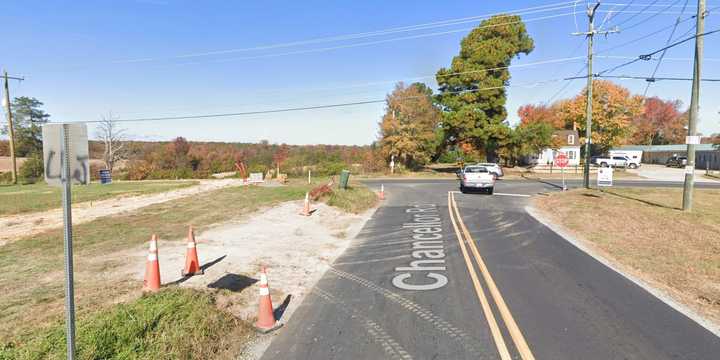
xmin=124 ymin=200 xmax=375 ymax=358
xmin=0 ymin=179 xmax=244 ymax=245
xmin=532 ymin=188 xmax=720 ymax=331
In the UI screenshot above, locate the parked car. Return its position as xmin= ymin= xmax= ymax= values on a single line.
xmin=609 ymin=150 xmax=642 ymax=168
xmin=476 ymin=162 xmax=504 ymax=177
xmin=665 ymin=156 xmax=688 ymax=168
xmin=593 ymin=156 xmax=631 ymax=168
xmin=459 ymin=165 xmax=495 ymax=194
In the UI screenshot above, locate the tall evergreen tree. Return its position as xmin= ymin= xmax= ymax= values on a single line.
xmin=1 ymin=97 xmax=51 ymax=157
xmin=435 ymin=15 xmax=534 ymax=160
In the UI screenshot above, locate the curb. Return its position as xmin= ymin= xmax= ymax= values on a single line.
xmin=524 ymin=205 xmax=720 ymax=338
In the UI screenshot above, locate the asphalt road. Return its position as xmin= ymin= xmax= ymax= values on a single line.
xmin=262 ymin=179 xmax=720 ymax=360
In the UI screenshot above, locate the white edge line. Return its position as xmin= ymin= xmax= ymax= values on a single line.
xmin=524 ymin=205 xmax=720 ymax=338
xmin=494 ymin=193 xmax=531 ymax=197
xmin=452 ymin=190 xmax=531 ymax=197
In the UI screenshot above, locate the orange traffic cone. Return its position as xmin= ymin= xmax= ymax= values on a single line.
xmin=379 ymin=184 xmax=385 ymax=200
xmin=300 ymin=192 xmax=311 ymax=216
xmin=254 ymin=267 xmax=282 ymax=333
xmin=182 ymin=226 xmax=203 ymax=276
xmin=143 ymin=234 xmax=161 ymax=292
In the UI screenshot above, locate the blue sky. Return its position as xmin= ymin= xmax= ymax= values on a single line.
xmin=2 ymin=0 xmax=719 ymax=145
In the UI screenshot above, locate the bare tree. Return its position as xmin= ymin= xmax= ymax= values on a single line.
xmin=95 ymin=113 xmax=126 ymax=173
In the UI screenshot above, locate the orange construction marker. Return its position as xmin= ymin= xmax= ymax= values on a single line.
xmin=182 ymin=226 xmax=203 ymax=276
xmin=254 ymin=267 xmax=283 ymax=333
xmin=143 ymin=234 xmax=161 ymax=292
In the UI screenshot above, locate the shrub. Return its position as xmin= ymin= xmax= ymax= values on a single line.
xmin=126 ymin=160 xmax=153 ymax=180
xmin=18 ymin=156 xmax=44 ymax=184
xmin=316 ymin=161 xmax=346 ymax=176
xmin=0 ymin=171 xmax=12 ymax=184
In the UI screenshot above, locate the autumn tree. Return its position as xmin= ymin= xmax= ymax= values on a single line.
xmin=273 ymin=143 xmax=290 ymax=175
xmin=517 ymin=102 xmax=566 ymax=129
xmin=558 ymin=80 xmax=642 ymax=154
xmin=379 ymin=82 xmax=442 ymax=170
xmin=435 ymin=14 xmax=534 ymax=160
xmin=630 ymin=97 xmax=686 ymax=145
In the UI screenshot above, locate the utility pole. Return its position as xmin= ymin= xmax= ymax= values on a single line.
xmin=572 ymin=2 xmax=619 ymax=188
xmin=682 ymin=0 xmax=706 ymax=211
xmin=3 ymin=71 xmax=24 ymax=185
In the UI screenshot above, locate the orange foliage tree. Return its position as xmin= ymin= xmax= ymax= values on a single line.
xmin=558 ymin=80 xmax=642 ymax=153
xmin=630 ymin=97 xmax=686 ymax=145
xmin=517 ymin=102 xmax=566 ymax=129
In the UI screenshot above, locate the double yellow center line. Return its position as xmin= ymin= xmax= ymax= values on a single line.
xmin=447 ymin=191 xmax=535 ymax=360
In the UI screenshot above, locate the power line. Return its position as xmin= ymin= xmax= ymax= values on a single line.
xmin=173 ymin=13 xmax=578 ymax=67
xmin=113 ymin=1 xmax=580 ymax=64
xmin=78 ymin=3 xmax=695 ymax=69
xmin=596 ymin=27 xmax=720 ymax=75
xmin=73 ymin=78 xmax=569 ymax=124
xmin=612 ymin=0 xmax=664 ymax=28
xmin=547 ymin=64 xmax=588 ymax=103
xmin=621 ymin=0 xmax=684 ymax=31
xmin=566 ymin=74 xmax=720 ymax=81
xmin=642 ymin=0 xmax=691 ymax=96
xmin=596 ymin=11 xmax=698 ymax=54
xmin=597 ymin=54 xmax=720 ymax=60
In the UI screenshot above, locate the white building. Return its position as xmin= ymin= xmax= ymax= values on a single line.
xmin=530 ymin=130 xmax=581 ymax=166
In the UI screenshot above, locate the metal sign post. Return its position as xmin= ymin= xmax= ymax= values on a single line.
xmin=42 ymin=122 xmax=88 ymax=360
xmin=60 ymin=124 xmax=77 ymax=359
xmin=554 ymin=153 xmax=569 ymax=191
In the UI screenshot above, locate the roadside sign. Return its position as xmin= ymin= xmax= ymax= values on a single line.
xmin=554 ymin=153 xmax=569 ymax=168
xmin=41 ymin=123 xmax=90 ymax=359
xmin=686 ymin=135 xmax=701 ymax=145
xmin=42 ymin=123 xmax=90 ymax=187
xmin=249 ymin=172 xmax=264 ymax=184
xmin=597 ymin=167 xmax=613 ymax=187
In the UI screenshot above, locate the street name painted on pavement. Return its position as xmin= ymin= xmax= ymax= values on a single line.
xmin=392 ymin=203 xmax=448 ymax=291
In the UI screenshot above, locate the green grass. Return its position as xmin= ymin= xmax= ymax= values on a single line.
xmin=0 ymin=179 xmax=377 ymax=341
xmin=0 ymin=181 xmax=198 ymax=215
xmin=326 ymin=182 xmax=378 ymax=214
xmin=0 ymin=184 xmax=310 ymax=339
xmin=0 ymin=288 xmax=250 ymax=360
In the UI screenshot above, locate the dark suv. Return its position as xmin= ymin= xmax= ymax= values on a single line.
xmin=665 ymin=156 xmax=687 ymax=168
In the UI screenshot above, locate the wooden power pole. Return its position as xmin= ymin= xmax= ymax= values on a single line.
xmin=3 ymin=71 xmax=23 ymax=185
xmin=573 ymin=2 xmax=618 ymax=188
xmin=682 ymin=0 xmax=706 ymax=211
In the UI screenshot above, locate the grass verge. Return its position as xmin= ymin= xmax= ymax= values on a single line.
xmin=0 ymin=288 xmax=251 ymax=360
xmin=0 ymin=181 xmax=198 ymax=215
xmin=325 ymin=182 xmax=378 ymax=214
xmin=0 ymin=179 xmax=376 ymax=341
xmin=533 ymin=188 xmax=720 ymax=325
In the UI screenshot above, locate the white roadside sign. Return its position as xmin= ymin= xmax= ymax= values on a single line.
xmin=42 ymin=123 xmax=90 ymax=187
xmin=597 ymin=167 xmax=613 ymax=187
xmin=248 ymin=172 xmax=264 ymax=183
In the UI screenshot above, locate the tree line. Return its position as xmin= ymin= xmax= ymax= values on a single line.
xmin=376 ymin=14 xmax=715 ymax=170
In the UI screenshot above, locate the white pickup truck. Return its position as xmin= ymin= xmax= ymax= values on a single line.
xmin=459 ymin=165 xmax=496 ymax=194
xmin=593 ymin=155 xmax=638 ymax=169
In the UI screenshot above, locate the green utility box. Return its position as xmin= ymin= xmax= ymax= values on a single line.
xmin=339 ymin=170 xmax=350 ymax=190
